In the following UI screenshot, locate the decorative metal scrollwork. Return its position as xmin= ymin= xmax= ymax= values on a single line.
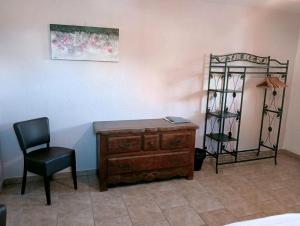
xmin=204 ymin=52 xmax=288 ymax=173
xmin=205 ymin=72 xmax=244 ymax=155
xmin=211 ymin=53 xmax=269 ymax=65
xmin=260 ymin=75 xmax=285 ymax=149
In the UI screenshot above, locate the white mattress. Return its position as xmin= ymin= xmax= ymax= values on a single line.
xmin=225 ymin=214 xmax=300 ymax=226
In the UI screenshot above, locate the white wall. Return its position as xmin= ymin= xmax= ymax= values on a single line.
xmin=284 ymin=30 xmax=300 ymax=155
xmin=1 ymin=0 xmax=300 ymax=179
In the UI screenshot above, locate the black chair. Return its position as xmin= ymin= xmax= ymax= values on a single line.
xmin=0 ymin=204 xmax=6 ymax=226
xmin=13 ymin=117 xmax=77 ymax=205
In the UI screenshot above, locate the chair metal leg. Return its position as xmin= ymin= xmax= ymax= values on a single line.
xmin=71 ymin=152 xmax=77 ymax=190
xmin=43 ymin=176 xmax=51 ymax=205
xmin=21 ymin=166 xmax=27 ymax=195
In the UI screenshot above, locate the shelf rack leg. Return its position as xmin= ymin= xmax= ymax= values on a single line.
xmin=215 ymin=155 xmax=219 ymax=174
xmin=203 ymin=54 xmax=213 ymax=151
xmin=235 ymin=68 xmax=246 ymax=162
xmin=257 ymin=56 xmax=271 ymax=157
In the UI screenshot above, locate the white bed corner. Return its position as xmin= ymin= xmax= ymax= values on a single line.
xmin=225 ymin=214 xmax=300 ymax=226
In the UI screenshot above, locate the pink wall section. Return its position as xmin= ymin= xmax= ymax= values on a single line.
xmin=0 ymin=0 xmax=300 ymax=179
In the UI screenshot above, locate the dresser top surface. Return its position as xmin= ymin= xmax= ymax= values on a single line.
xmin=93 ymin=118 xmax=198 ymax=134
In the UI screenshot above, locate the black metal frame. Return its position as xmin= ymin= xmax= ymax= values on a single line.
xmin=203 ymin=53 xmax=288 ymax=173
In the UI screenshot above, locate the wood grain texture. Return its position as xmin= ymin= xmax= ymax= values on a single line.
xmin=93 ymin=118 xmax=198 ymax=134
xmin=94 ymin=119 xmax=198 ymax=191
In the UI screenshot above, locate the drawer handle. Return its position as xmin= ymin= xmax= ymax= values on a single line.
xmin=119 ymin=143 xmax=130 ymax=149
xmin=119 ymin=163 xmax=130 ymax=170
xmin=170 ymin=139 xmax=181 ymax=146
xmin=143 ymin=172 xmax=155 ymax=181
xmin=148 ymin=141 xmax=156 ymax=146
xmin=173 ymin=159 xmax=182 ymax=165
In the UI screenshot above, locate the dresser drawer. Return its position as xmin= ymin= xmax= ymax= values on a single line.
xmin=107 ymin=151 xmax=191 ymax=175
xmin=161 ymin=132 xmax=192 ymax=149
xmin=108 ymin=135 xmax=141 ymax=153
xmin=143 ymin=134 xmax=159 ymax=151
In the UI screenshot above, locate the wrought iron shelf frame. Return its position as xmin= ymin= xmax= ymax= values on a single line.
xmin=203 ymin=53 xmax=289 ymax=173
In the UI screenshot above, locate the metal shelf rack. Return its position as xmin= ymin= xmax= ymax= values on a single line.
xmin=203 ymin=53 xmax=289 ymax=173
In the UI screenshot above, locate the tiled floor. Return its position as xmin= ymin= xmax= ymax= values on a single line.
xmin=1 ymin=153 xmax=300 ymax=226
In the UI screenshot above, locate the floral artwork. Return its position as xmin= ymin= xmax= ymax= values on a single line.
xmin=50 ymin=24 xmax=119 ymax=62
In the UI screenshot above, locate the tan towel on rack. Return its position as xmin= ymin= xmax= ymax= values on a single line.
xmin=256 ymin=76 xmax=287 ymax=88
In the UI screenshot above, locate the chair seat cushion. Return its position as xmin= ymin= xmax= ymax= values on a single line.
xmin=25 ymin=147 xmax=74 ymax=176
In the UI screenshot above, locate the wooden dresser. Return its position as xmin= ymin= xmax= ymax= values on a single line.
xmin=93 ymin=119 xmax=198 ymax=191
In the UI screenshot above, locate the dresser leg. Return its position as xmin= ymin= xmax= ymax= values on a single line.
xmin=100 ymin=181 xmax=108 ymax=192
xmin=186 ymin=172 xmax=193 ymax=180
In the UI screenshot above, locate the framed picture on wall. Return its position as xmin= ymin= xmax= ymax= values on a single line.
xmin=50 ymin=24 xmax=119 ymax=62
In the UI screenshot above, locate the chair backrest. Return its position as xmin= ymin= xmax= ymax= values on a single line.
xmin=13 ymin=117 xmax=50 ymax=152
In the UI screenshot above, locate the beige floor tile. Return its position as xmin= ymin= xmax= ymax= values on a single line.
xmin=58 ymin=191 xmax=91 ymax=204
xmin=96 ymin=216 xmax=133 ymax=226
xmin=1 ymin=183 xmax=21 ymax=195
xmin=174 ymin=178 xmax=207 ymax=193
xmin=93 ymin=204 xmax=128 ymax=222
xmin=90 ymin=190 xmax=122 ymax=205
xmin=200 ymin=208 xmax=238 ymax=226
xmin=24 ymin=192 xmax=59 ymax=207
xmin=19 ymin=206 xmax=58 ymax=226
xmin=19 ymin=217 xmax=57 ymax=226
xmin=0 ymin=194 xmax=25 ymax=209
xmin=163 ymin=206 xmax=205 ymax=226
xmin=116 ymin=183 xmax=152 ymax=198
xmin=241 ymin=189 xmax=275 ymax=204
xmin=213 ymin=191 xmax=245 ymax=207
xmin=57 ymin=212 xmax=94 ymax=226
xmin=52 ymin=177 xmax=88 ymax=193
xmin=92 ymin=190 xmax=128 ymax=222
xmin=59 ymin=203 xmax=93 ymax=219
xmin=208 ymin=183 xmax=236 ymax=196
xmin=121 ymin=190 xmax=154 ymax=207
xmin=227 ymin=179 xmax=257 ymax=194
xmin=174 ymin=179 xmax=207 ymax=195
xmin=250 ymin=177 xmax=286 ymax=191
xmin=227 ymin=201 xmax=261 ymax=218
xmin=197 ymin=176 xmax=223 ymax=189
xmin=1 ymin=153 xmax=300 ymax=226
xmin=257 ymin=199 xmax=287 ymax=216
xmin=58 ymin=193 xmax=93 ymax=217
xmin=237 ymin=212 xmax=268 ymax=221
xmin=194 ymin=164 xmax=216 ymax=179
xmin=269 ymin=188 xmax=300 ymax=207
xmin=5 ymin=206 xmax=23 ymax=226
xmin=184 ymin=191 xmax=224 ymax=213
xmin=28 ymin=176 xmax=87 ymax=194
xmin=133 ymin=220 xmax=171 ymax=226
xmin=152 ymin=190 xmax=188 ymax=210
xmin=127 ymin=201 xmax=165 ymax=225
xmin=286 ymin=205 xmax=300 ymax=213
xmin=28 ymin=180 xmax=45 ymax=194
xmin=88 ymin=175 xmax=100 ymax=192
xmin=282 ymin=180 xmax=300 ymax=193
xmin=145 ymin=180 xmax=178 ymax=193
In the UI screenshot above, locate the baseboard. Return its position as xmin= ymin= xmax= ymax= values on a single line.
xmin=279 ymin=149 xmax=300 ymax=160
xmin=3 ymin=169 xmax=97 ymax=185
xmin=2 ymin=150 xmax=298 ymax=187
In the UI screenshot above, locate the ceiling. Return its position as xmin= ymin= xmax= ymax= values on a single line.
xmin=203 ymin=0 xmax=300 ymax=14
